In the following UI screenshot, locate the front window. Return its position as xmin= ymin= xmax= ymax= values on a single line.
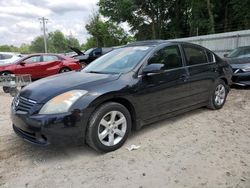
xmin=23 ymin=56 xmax=41 ymax=64
xmin=84 ymin=46 xmax=152 ymax=74
xmin=148 ymin=45 xmax=183 ymax=70
xmin=84 ymin=48 xmax=94 ymax=55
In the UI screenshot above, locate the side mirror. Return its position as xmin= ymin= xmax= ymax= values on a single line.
xmin=224 ymin=54 xmax=228 ymax=58
xmin=142 ymin=64 xmax=164 ymax=76
xmin=19 ymin=62 xmax=26 ymax=66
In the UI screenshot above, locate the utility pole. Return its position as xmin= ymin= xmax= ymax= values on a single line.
xmin=39 ymin=17 xmax=48 ymax=53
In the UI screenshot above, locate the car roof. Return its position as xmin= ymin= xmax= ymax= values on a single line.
xmin=126 ymin=40 xmax=169 ymax=47
xmin=0 ymin=52 xmax=20 ymax=55
xmin=126 ymin=40 xmax=206 ymax=49
xmin=237 ymin=46 xmax=250 ymax=49
xmin=26 ymin=53 xmax=61 ymax=56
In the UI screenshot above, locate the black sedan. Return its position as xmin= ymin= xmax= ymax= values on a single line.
xmin=11 ymin=41 xmax=232 ymax=152
xmin=225 ymin=46 xmax=250 ymax=86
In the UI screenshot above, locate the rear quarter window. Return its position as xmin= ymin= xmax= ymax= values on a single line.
xmin=206 ymin=51 xmax=216 ymax=63
xmin=43 ymin=55 xmax=59 ymax=62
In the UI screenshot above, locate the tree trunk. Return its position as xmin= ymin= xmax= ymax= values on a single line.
xmin=152 ymin=19 xmax=156 ymax=39
xmin=206 ymin=0 xmax=215 ymax=33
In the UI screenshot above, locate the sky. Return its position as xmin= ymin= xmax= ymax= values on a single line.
xmin=0 ymin=0 xmax=99 ymax=46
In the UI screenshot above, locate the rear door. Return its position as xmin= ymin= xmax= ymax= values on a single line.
xmin=136 ymin=44 xmax=190 ymax=120
xmin=181 ymin=44 xmax=217 ymax=105
xmin=15 ymin=55 xmax=43 ymax=78
xmin=39 ymin=55 xmax=62 ymax=77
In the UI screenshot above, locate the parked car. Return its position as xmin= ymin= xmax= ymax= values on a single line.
xmin=70 ymin=47 xmax=113 ymax=66
xmin=224 ymin=46 xmax=250 ymax=86
xmin=0 ymin=52 xmax=23 ymax=65
xmin=0 ymin=53 xmax=81 ymax=79
xmin=11 ymin=41 xmax=232 ymax=152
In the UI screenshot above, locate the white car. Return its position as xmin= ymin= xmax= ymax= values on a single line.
xmin=0 ymin=52 xmax=23 ymax=65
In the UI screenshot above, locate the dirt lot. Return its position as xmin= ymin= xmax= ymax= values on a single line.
xmin=0 ymin=89 xmax=250 ymax=188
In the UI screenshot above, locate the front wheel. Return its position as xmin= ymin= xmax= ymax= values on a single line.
xmin=207 ymin=79 xmax=228 ymax=110
xmin=86 ymin=102 xmax=131 ymax=152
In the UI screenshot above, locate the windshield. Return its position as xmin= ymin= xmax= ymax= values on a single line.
xmin=84 ymin=48 xmax=94 ymax=55
xmin=84 ymin=46 xmax=152 ymax=74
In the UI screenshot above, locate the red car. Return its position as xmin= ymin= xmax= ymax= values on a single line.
xmin=0 ymin=53 xmax=81 ymax=79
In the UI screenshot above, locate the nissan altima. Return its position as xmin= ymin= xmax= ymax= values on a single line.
xmin=11 ymin=41 xmax=232 ymax=152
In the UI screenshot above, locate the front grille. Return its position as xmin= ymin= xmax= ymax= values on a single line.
xmin=14 ymin=96 xmax=37 ymax=112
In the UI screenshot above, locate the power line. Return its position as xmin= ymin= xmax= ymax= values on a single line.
xmin=39 ymin=17 xmax=48 ymax=53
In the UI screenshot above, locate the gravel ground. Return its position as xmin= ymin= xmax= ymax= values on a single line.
xmin=0 ymin=88 xmax=250 ymax=188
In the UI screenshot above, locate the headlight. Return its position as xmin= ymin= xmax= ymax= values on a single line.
xmin=39 ymin=90 xmax=88 ymax=115
xmin=242 ymin=67 xmax=250 ymax=72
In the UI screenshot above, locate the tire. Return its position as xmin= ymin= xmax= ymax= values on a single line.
xmin=86 ymin=102 xmax=132 ymax=152
xmin=81 ymin=62 xmax=87 ymax=68
xmin=3 ymin=86 xmax=10 ymax=93
xmin=1 ymin=72 xmax=11 ymax=93
xmin=207 ymin=79 xmax=228 ymax=110
xmin=59 ymin=67 xmax=71 ymax=73
xmin=0 ymin=71 xmax=11 ymax=76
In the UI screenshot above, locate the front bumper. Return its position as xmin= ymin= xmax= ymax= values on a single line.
xmin=232 ymin=72 xmax=250 ymax=86
xmin=11 ymin=106 xmax=90 ymax=145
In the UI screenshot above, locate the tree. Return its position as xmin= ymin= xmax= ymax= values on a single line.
xmin=30 ymin=36 xmax=45 ymax=53
xmin=66 ymin=36 xmax=81 ymax=49
xmin=19 ymin=43 xmax=30 ymax=54
xmin=0 ymin=44 xmax=19 ymax=52
xmin=48 ymin=30 xmax=67 ymax=53
xmin=99 ymin=0 xmax=250 ymax=39
xmin=85 ymin=13 xmax=134 ymax=48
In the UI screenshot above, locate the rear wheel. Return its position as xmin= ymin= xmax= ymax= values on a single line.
xmin=207 ymin=79 xmax=228 ymax=110
xmin=86 ymin=102 xmax=131 ymax=152
xmin=59 ymin=67 xmax=71 ymax=73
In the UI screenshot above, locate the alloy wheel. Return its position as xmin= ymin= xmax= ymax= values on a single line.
xmin=98 ymin=111 xmax=127 ymax=146
xmin=214 ymin=84 xmax=226 ymax=106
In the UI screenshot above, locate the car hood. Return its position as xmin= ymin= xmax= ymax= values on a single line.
xmin=20 ymin=71 xmax=120 ymax=103
xmin=69 ymin=46 xmax=84 ymax=55
xmin=75 ymin=54 xmax=89 ymax=60
xmin=225 ymin=57 xmax=250 ymax=69
xmin=226 ymin=57 xmax=250 ymax=64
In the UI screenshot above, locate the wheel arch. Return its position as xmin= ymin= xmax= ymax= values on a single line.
xmin=0 ymin=70 xmax=14 ymax=75
xmin=90 ymin=96 xmax=138 ymax=131
xmin=59 ymin=66 xmax=71 ymax=73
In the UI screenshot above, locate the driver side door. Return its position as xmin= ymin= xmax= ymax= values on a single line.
xmin=136 ymin=45 xmax=190 ymax=121
xmin=15 ymin=55 xmax=42 ymax=79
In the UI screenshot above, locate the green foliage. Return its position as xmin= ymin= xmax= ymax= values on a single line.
xmin=84 ymin=13 xmax=134 ymax=49
xmin=19 ymin=43 xmax=30 ymax=54
xmin=0 ymin=45 xmax=18 ymax=52
xmin=30 ymin=36 xmax=44 ymax=53
xmin=1 ymin=31 xmax=81 ymax=54
xmin=99 ymin=0 xmax=250 ymax=39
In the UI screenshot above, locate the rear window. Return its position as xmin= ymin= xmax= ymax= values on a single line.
xmin=0 ymin=54 xmax=12 ymax=60
xmin=183 ymin=45 xmax=208 ymax=66
xmin=23 ymin=56 xmax=41 ymax=64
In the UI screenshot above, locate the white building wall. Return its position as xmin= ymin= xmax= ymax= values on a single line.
xmin=169 ymin=30 xmax=250 ymax=57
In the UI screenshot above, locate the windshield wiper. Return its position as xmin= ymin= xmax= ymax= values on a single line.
xmin=87 ymin=71 xmax=107 ymax=74
xmin=87 ymin=71 xmax=119 ymax=75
